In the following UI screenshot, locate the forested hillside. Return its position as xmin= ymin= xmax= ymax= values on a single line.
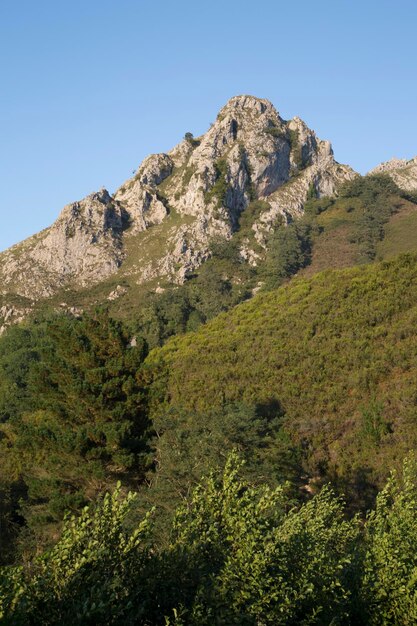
xmin=148 ymin=253 xmax=417 ymax=509
xmin=1 ymin=247 xmax=417 ymax=622
xmin=2 ymin=250 xmax=417 ymax=562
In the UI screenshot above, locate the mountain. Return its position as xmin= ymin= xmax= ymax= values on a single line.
xmin=3 ymin=97 xmax=417 ymax=621
xmin=0 ymin=95 xmax=355 ymax=332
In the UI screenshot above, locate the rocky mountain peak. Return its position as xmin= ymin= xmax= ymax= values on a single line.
xmin=0 ymin=95 xmax=357 ymax=325
xmin=217 ymin=94 xmax=278 ymax=118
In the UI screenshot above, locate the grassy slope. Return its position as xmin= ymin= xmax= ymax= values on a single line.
xmin=376 ymin=200 xmax=417 ymax=258
xmin=147 ymin=253 xmax=417 ymax=497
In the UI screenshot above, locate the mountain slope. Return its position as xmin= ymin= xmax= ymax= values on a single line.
xmin=147 ymin=253 xmax=417 ymax=498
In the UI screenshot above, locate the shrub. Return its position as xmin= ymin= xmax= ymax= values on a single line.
xmin=204 ymin=158 xmax=229 ymax=207
xmin=362 ymin=454 xmax=417 ymax=624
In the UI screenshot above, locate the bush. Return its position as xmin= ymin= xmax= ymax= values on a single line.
xmin=204 ymin=158 xmax=229 ymax=207
xmin=0 ymin=454 xmax=361 ymax=625
xmin=184 ymin=132 xmax=199 ymax=148
xmin=362 ymin=454 xmax=417 ymax=624
xmin=0 ymin=486 xmax=152 ymax=626
xmin=167 ymin=454 xmax=360 ymax=625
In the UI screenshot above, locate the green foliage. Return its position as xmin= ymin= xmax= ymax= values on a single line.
xmin=306 ymin=181 xmax=317 ymax=201
xmin=362 ymin=454 xmax=417 ymax=624
xmin=340 ymin=174 xmax=403 ymax=261
xmin=0 ymin=485 xmax=152 ymax=625
xmin=289 ymin=128 xmax=304 ymax=170
xmin=145 ymin=402 xmax=303 ymax=537
xmin=0 ymin=454 xmax=362 ymax=625
xmin=135 ymin=288 xmax=194 ymax=348
xmin=134 ymin=246 xmax=254 ymax=348
xmin=166 ymin=454 xmax=360 ymax=625
xmin=262 ymin=217 xmax=315 ymax=288
xmin=0 ymin=324 xmax=43 ymax=422
xmin=0 ymin=483 xmax=23 ymax=566
xmin=204 ymin=158 xmax=229 ymax=207
xmin=0 ymin=311 xmax=151 ymax=552
xmin=3 ymin=452 xmax=417 ymax=624
xmin=148 ymin=253 xmax=417 ymax=502
xmin=263 ymin=125 xmax=286 ymax=139
xmin=402 ymin=189 xmax=417 ymax=204
xmin=237 ymin=199 xmax=271 ymax=233
xmin=340 ymin=174 xmax=401 ymax=202
xmin=184 ymin=132 xmax=200 ymax=148
xmin=304 ymin=195 xmax=334 ymax=216
xmin=360 ymin=399 xmax=390 ymax=445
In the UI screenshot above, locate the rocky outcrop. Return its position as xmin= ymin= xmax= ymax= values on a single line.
xmin=0 ymin=303 xmax=32 ymax=335
xmin=253 ymin=139 xmax=355 ymax=247
xmin=31 ymin=189 xmax=126 ymax=281
xmin=114 ymin=154 xmax=173 ymax=231
xmin=0 ymin=94 xmax=356 ymax=304
xmin=113 ymin=95 xmax=355 ymax=275
xmin=369 ymin=156 xmax=417 ymax=191
xmin=165 ymin=96 xmax=291 ymax=223
xmin=0 ymin=190 xmax=126 ymax=298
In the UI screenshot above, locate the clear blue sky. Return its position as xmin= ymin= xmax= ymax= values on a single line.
xmin=1 ymin=0 xmax=417 ymax=252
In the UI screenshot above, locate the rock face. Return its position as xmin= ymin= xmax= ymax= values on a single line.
xmin=0 ymin=189 xmax=126 ymax=299
xmin=0 ymin=304 xmax=32 ymax=336
xmin=0 ymin=95 xmax=356 ymax=327
xmin=115 ymin=154 xmax=173 ymax=231
xmin=112 ymin=95 xmax=355 ymax=280
xmin=369 ymin=156 xmax=417 ymax=191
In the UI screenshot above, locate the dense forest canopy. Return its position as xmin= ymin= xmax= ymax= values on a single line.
xmin=148 ymin=252 xmax=417 ymax=506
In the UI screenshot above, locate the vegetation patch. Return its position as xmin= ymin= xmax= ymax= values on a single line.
xmin=204 ymin=158 xmax=229 ymax=207
xmin=264 ymin=124 xmax=286 ymax=139
xmin=289 ymin=128 xmax=304 ymax=170
xmin=2 ymin=453 xmax=417 ymax=624
xmin=148 ymin=253 xmax=417 ymax=507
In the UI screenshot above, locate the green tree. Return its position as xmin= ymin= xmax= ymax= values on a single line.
xmin=159 ymin=454 xmax=360 ymax=625
xmin=0 ymin=485 xmax=152 ymax=626
xmin=0 ymin=310 xmax=152 ymax=551
xmin=263 ymin=217 xmax=313 ymax=288
xmin=144 ymin=403 xmax=302 ymax=540
xmin=362 ymin=454 xmax=417 ymax=624
xmin=0 ymin=322 xmax=47 ymax=422
xmin=10 ymin=453 xmax=417 ymax=625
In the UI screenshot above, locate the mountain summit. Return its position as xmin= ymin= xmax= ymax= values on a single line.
xmin=0 ymin=95 xmax=356 ymax=330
